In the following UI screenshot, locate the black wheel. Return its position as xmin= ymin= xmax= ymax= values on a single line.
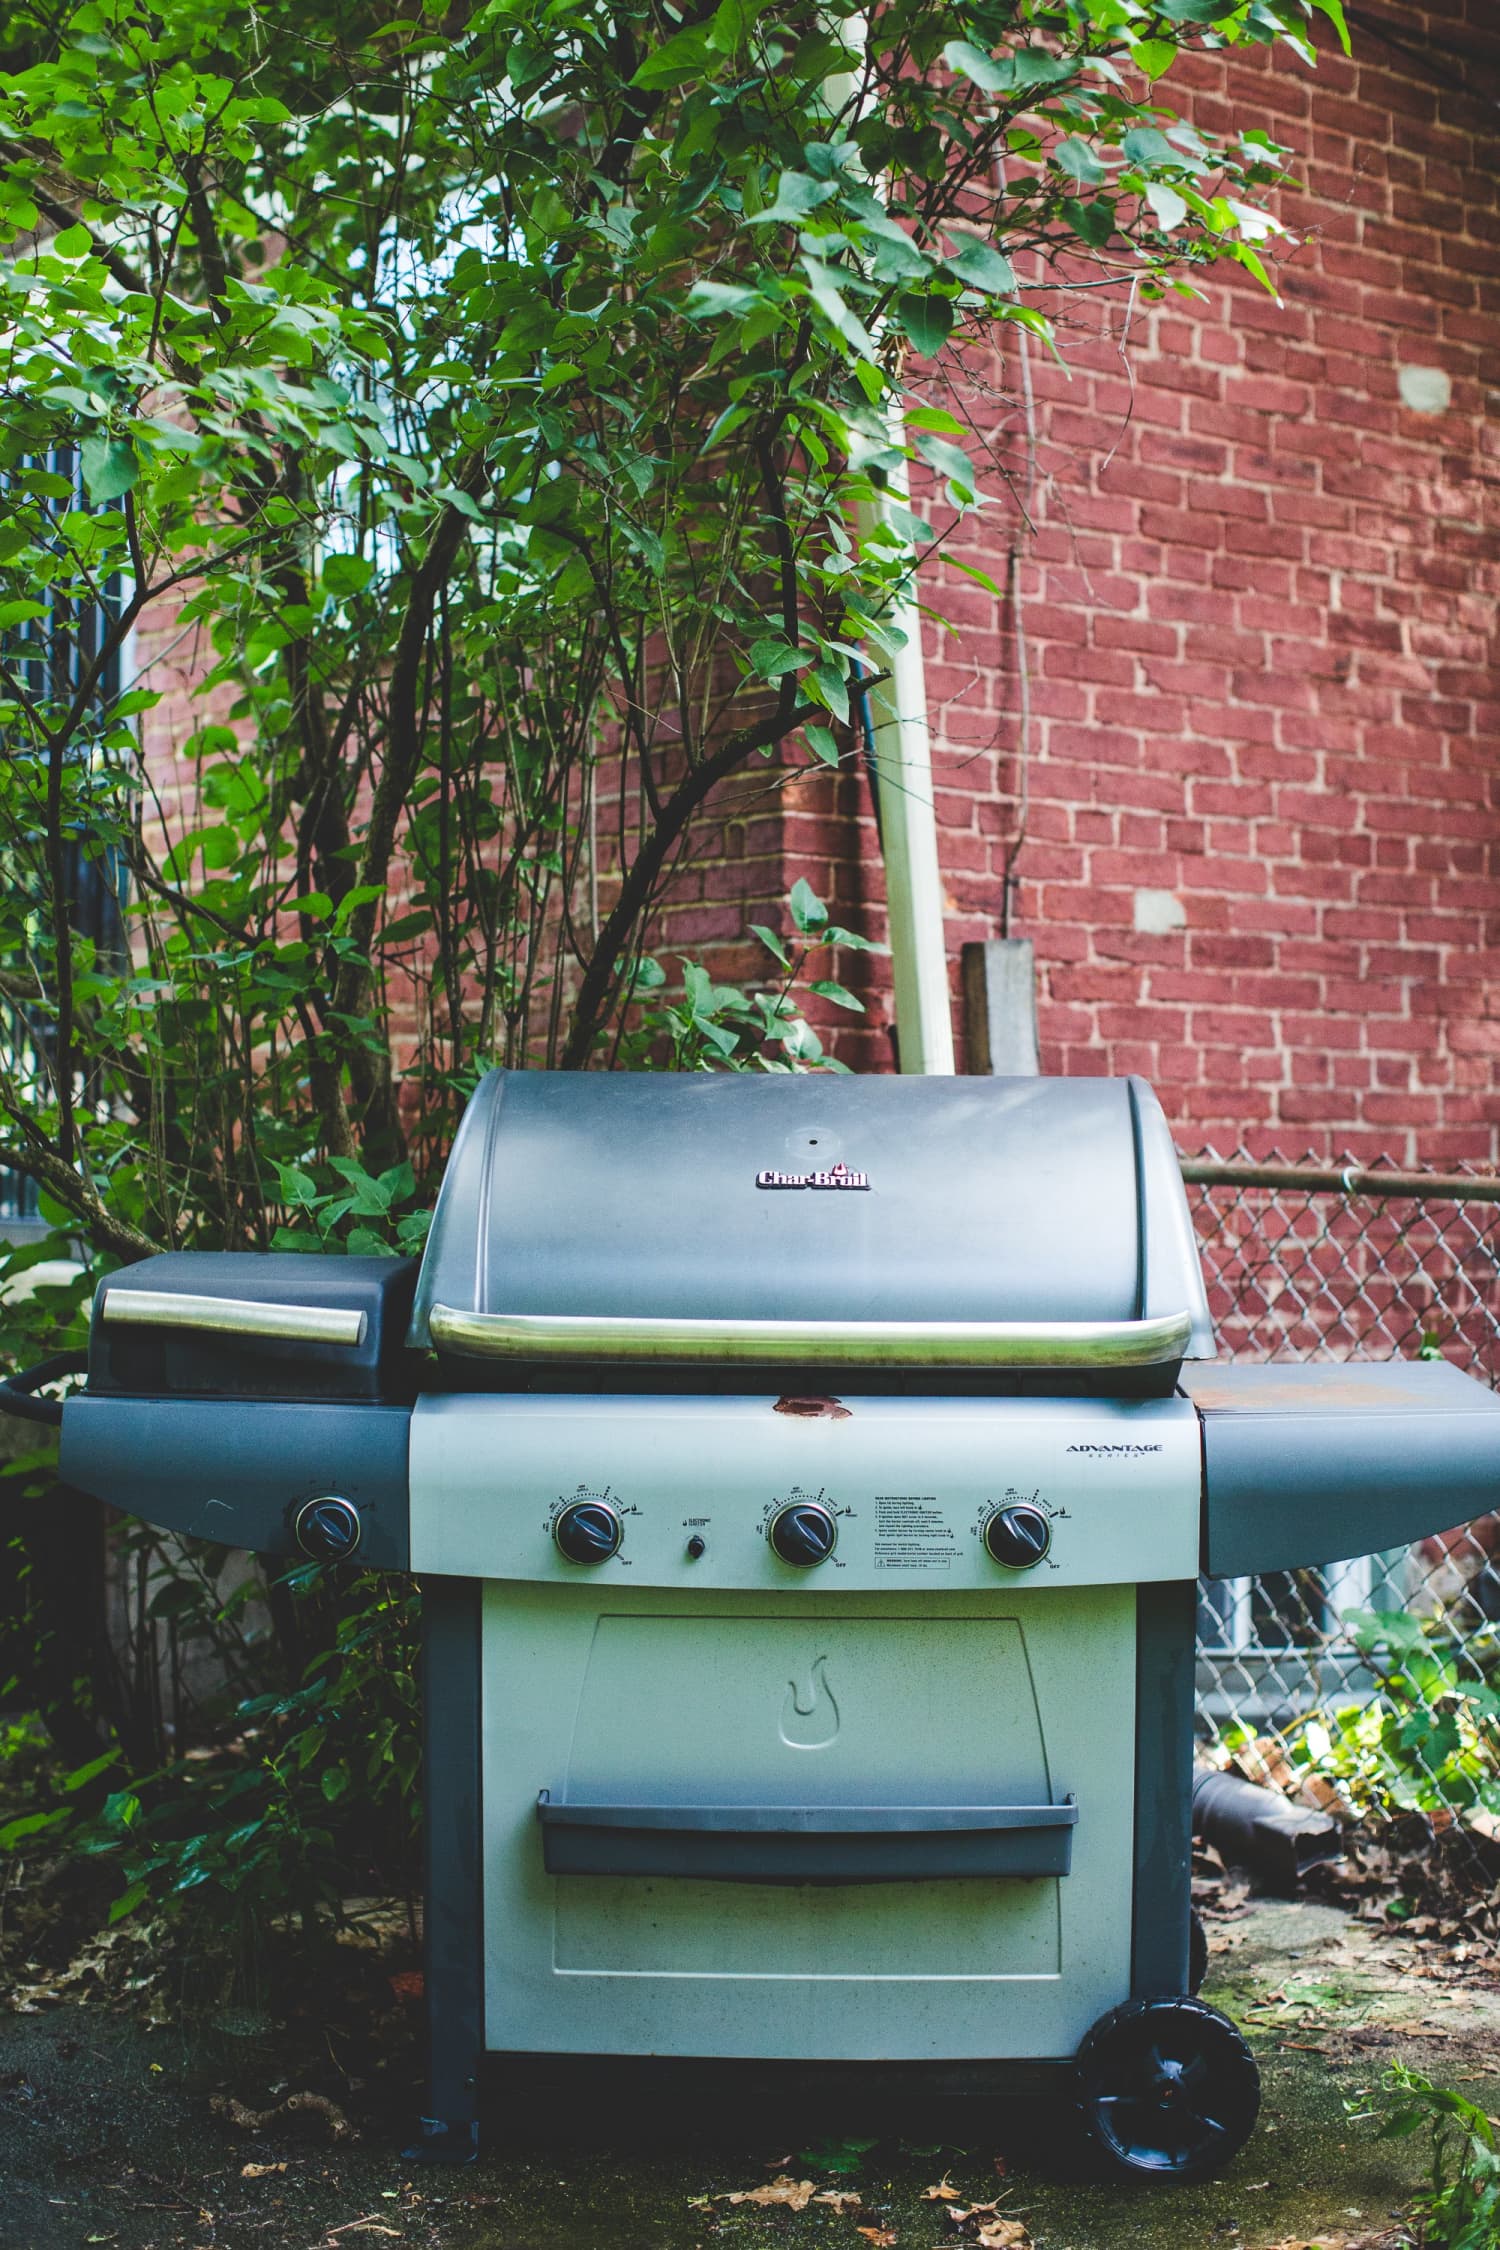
xmin=1075 ymin=1996 xmax=1259 ymax=2183
xmin=1189 ymin=1909 xmax=1208 ymax=1995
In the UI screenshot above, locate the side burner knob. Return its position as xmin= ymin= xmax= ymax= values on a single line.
xmin=983 ymin=1504 xmax=1052 ymax=1570
xmin=767 ymin=1501 xmax=837 ymax=1569
xmin=554 ymin=1499 xmax=623 ymax=1565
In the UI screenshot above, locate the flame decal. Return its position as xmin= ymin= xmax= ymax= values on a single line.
xmin=780 ymin=1655 xmax=839 ymax=1749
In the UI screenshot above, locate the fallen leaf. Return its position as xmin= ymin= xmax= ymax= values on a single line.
xmin=975 ymin=2226 xmax=1029 ymax=2250
xmin=924 ymin=2180 xmax=963 ymax=2202
xmin=857 ymin=2231 xmax=897 ymax=2246
xmin=815 ymin=2190 xmax=866 ymax=2214
xmin=241 ymin=2161 xmax=287 ymax=2179
xmin=718 ymin=2177 xmax=818 ymax=2211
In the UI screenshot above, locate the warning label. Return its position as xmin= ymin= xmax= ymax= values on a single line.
xmin=873 ymin=1495 xmax=956 ymax=1570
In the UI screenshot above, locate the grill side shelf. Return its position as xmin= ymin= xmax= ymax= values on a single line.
xmin=429 ymin=1304 xmax=1191 ymax=1370
xmin=535 ymin=1792 xmax=1077 ymax=1883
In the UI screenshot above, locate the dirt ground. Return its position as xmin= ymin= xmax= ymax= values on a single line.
xmin=4 ymin=1893 xmax=1499 ymax=2250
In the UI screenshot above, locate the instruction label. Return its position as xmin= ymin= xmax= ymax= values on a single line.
xmin=873 ymin=1495 xmax=956 ymax=1570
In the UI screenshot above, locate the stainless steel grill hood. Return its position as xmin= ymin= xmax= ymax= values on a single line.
xmin=409 ymin=1071 xmax=1216 ymax=1372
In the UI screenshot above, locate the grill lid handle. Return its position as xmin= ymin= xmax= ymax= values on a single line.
xmin=100 ymin=1289 xmax=367 ymax=1348
xmin=425 ymin=1303 xmax=1191 ymax=1369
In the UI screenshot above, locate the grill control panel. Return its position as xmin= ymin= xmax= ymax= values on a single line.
xmin=410 ymin=1393 xmax=1203 ymax=1589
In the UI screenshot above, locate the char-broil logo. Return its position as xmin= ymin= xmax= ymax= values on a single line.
xmin=757 ymin=1161 xmax=870 ymax=1192
xmin=1067 ymin=1443 xmax=1164 ymax=1458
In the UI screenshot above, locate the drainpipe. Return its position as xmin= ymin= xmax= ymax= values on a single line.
xmin=856 ymin=453 xmax=956 ymax=1076
xmin=824 ymin=25 xmax=953 ymax=1077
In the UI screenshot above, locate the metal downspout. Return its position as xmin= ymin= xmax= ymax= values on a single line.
xmin=857 ymin=458 xmax=955 ymax=1075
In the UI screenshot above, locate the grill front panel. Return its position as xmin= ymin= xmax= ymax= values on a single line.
xmin=479 ymin=1582 xmax=1139 ymax=2061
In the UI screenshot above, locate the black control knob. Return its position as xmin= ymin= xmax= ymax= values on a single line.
xmin=294 ymin=1495 xmax=362 ymax=1563
xmin=554 ymin=1499 xmax=623 ymax=1565
xmin=983 ymin=1504 xmax=1052 ymax=1570
xmin=768 ymin=1501 xmax=837 ymax=1569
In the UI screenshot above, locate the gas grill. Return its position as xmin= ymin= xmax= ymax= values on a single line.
xmin=10 ymin=1070 xmax=1500 ymax=2180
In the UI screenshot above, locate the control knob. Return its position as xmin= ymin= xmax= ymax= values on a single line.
xmin=293 ymin=1495 xmax=363 ymax=1563
xmin=983 ymin=1503 xmax=1051 ymax=1570
xmin=554 ymin=1499 xmax=623 ymax=1565
xmin=767 ymin=1500 xmax=837 ymax=1569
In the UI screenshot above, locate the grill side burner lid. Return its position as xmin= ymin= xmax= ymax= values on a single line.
xmin=409 ymin=1071 xmax=1213 ymax=1373
xmin=91 ymin=1252 xmax=419 ymax=1402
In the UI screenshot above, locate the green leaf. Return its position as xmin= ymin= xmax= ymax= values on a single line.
xmin=788 ymin=878 xmax=828 ymax=933
xmin=804 ymin=723 xmax=840 ymax=767
xmin=809 ymin=978 xmax=864 ymax=1012
xmin=750 ymin=923 xmax=792 ymax=968
xmin=50 ymin=222 xmax=92 ymax=258
xmin=1146 ymin=182 xmax=1188 ymax=231
xmin=685 ymin=279 xmax=763 ymax=319
xmin=1061 ymin=198 xmax=1116 ymax=250
xmin=108 ymin=1881 xmax=149 ymax=1924
xmin=749 ymin=636 xmax=806 ymax=678
xmin=0 ymin=1808 xmax=70 ymax=1849
xmin=944 ymin=554 xmax=1006 ymax=597
xmin=904 ymin=407 xmax=967 ymax=437
xmin=63 ymin=1752 xmax=119 ymax=1793
xmin=1122 ymin=127 xmax=1179 ymax=170
xmin=810 ymin=659 xmax=850 ymax=724
xmin=1055 ymin=138 xmax=1105 ymax=187
xmin=333 ymin=882 xmax=385 ymax=931
xmin=749 ymin=171 xmax=837 ymax=226
xmin=630 ymin=23 xmax=713 ymax=87
xmin=943 ymin=236 xmax=1015 ymax=295
xmin=941 ymin=38 xmax=1013 ymax=93
xmin=801 ymin=256 xmax=878 ymax=360
xmin=323 ymin=552 xmax=373 ymax=598
xmin=942 ymin=41 xmax=1071 ymax=96
xmin=80 ymin=436 xmax=139 ymax=501
xmin=1131 ymin=39 xmax=1178 ymax=79
xmin=1312 ymin=0 xmax=1352 ymax=54
xmin=892 ymin=292 xmax=953 ymax=357
xmin=914 ymin=429 xmax=978 ymax=500
xmin=1234 ymin=240 xmax=1278 ymax=296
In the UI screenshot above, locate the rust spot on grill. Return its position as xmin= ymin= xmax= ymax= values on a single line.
xmin=774 ymin=1394 xmax=852 ymax=1420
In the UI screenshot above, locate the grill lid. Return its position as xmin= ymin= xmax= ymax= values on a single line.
xmin=409 ymin=1071 xmax=1213 ymax=1370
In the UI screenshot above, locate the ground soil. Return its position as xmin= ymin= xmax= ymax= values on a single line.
xmin=4 ymin=1893 xmax=1498 ymax=2250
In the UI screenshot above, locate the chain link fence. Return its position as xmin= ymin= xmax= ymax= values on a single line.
xmin=1187 ymin=1150 xmax=1500 ymax=1851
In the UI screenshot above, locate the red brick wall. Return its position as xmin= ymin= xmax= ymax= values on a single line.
xmin=761 ymin=3 xmax=1500 ymax=1162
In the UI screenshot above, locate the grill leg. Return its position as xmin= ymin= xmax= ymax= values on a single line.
xmin=404 ymin=1575 xmax=483 ymax=2163
xmin=1131 ymin=1578 xmax=1195 ymax=1998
